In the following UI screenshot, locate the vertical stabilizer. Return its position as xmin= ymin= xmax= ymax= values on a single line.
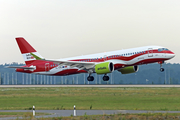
xmin=16 ymin=37 xmax=44 ymax=65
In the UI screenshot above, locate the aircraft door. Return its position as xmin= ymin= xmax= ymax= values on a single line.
xmin=104 ymin=55 xmax=107 ymax=61
xmin=163 ymin=49 xmax=167 ymax=57
xmin=45 ymin=63 xmax=49 ymax=72
xmin=148 ymin=48 xmax=153 ymax=57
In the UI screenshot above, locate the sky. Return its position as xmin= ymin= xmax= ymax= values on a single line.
xmin=0 ymin=0 xmax=180 ymax=64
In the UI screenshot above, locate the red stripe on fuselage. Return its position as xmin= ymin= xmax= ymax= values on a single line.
xmin=70 ymin=49 xmax=174 ymax=63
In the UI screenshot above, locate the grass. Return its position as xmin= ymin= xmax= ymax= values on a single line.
xmin=0 ymin=87 xmax=180 ymax=110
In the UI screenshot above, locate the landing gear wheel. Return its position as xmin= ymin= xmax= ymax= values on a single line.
xmin=103 ymin=76 xmax=109 ymax=81
xmin=159 ymin=62 xmax=165 ymax=72
xmin=160 ymin=68 xmax=164 ymax=72
xmin=87 ymin=76 xmax=94 ymax=81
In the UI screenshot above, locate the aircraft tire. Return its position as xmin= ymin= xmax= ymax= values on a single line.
xmin=160 ymin=68 xmax=164 ymax=72
xmin=87 ymin=76 xmax=94 ymax=81
xmin=103 ymin=76 xmax=109 ymax=81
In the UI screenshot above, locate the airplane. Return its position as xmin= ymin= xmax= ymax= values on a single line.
xmin=8 ymin=37 xmax=175 ymax=81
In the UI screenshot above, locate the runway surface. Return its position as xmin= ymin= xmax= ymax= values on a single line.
xmin=0 ymin=85 xmax=180 ymax=88
xmin=1 ymin=110 xmax=180 ymax=120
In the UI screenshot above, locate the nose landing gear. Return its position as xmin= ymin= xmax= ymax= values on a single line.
xmin=159 ymin=61 xmax=165 ymax=72
xmin=160 ymin=68 xmax=164 ymax=72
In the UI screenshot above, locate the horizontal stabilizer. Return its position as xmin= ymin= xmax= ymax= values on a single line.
xmin=6 ymin=66 xmax=35 ymax=70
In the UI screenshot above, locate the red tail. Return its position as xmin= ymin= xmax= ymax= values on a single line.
xmin=16 ymin=37 xmax=36 ymax=54
xmin=15 ymin=37 xmax=44 ymax=65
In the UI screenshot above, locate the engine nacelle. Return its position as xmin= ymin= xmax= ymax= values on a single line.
xmin=118 ymin=66 xmax=138 ymax=74
xmin=95 ymin=62 xmax=114 ymax=74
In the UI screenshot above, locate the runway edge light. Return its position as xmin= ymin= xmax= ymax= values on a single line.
xmin=33 ymin=105 xmax=35 ymax=116
xmin=74 ymin=105 xmax=76 ymax=116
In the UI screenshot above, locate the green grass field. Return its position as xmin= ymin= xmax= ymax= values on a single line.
xmin=0 ymin=87 xmax=180 ymax=110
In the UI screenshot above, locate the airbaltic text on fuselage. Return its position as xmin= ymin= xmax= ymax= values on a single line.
xmin=26 ymin=53 xmax=34 ymax=60
xmin=98 ymin=67 xmax=107 ymax=70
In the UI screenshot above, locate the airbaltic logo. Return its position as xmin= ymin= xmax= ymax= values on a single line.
xmin=98 ymin=67 xmax=106 ymax=70
xmin=26 ymin=53 xmax=35 ymax=60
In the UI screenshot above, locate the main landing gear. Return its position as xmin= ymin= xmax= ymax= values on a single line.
xmin=103 ymin=74 xmax=109 ymax=81
xmin=87 ymin=71 xmax=94 ymax=81
xmin=87 ymin=74 xmax=110 ymax=81
xmin=87 ymin=76 xmax=94 ymax=81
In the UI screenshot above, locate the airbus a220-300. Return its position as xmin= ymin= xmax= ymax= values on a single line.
xmin=8 ymin=37 xmax=175 ymax=81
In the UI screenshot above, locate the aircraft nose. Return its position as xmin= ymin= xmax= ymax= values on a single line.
xmin=169 ymin=51 xmax=175 ymax=58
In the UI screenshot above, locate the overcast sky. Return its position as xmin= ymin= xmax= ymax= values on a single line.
xmin=0 ymin=0 xmax=180 ymax=64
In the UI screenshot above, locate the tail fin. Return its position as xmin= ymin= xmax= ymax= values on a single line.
xmin=16 ymin=37 xmax=44 ymax=65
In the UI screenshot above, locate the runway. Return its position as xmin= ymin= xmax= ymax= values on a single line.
xmin=1 ymin=110 xmax=180 ymax=120
xmin=0 ymin=85 xmax=180 ymax=88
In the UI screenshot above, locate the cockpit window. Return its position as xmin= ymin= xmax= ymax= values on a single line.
xmin=158 ymin=48 xmax=163 ymax=51
xmin=164 ymin=48 xmax=169 ymax=51
xmin=158 ymin=48 xmax=169 ymax=52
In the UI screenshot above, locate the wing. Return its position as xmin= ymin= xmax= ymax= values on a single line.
xmin=44 ymin=59 xmax=95 ymax=70
xmin=6 ymin=66 xmax=35 ymax=70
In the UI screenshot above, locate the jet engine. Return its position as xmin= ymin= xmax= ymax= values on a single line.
xmin=118 ymin=66 xmax=138 ymax=74
xmin=95 ymin=62 xmax=114 ymax=74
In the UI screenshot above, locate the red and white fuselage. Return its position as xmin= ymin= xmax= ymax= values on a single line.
xmin=9 ymin=37 xmax=175 ymax=81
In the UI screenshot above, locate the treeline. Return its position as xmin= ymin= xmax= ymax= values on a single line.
xmin=0 ymin=62 xmax=179 ymax=85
